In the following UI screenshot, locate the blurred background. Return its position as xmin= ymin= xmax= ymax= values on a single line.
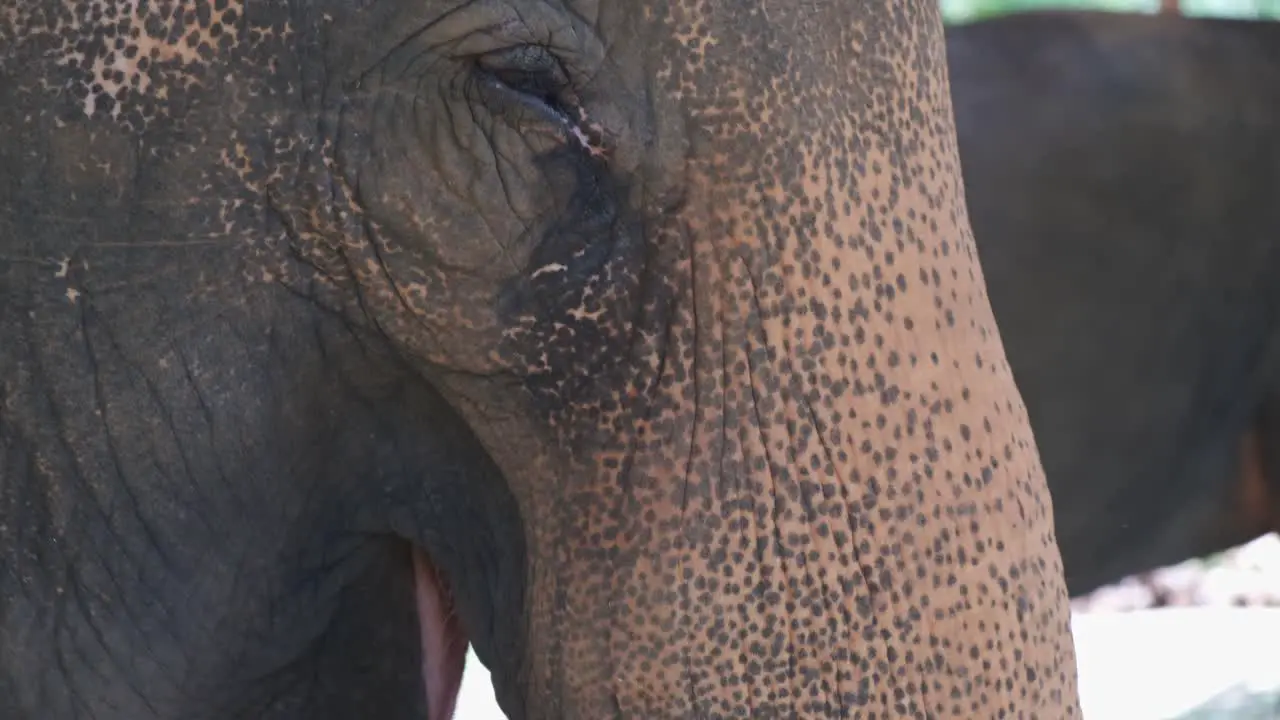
xmin=942 ymin=0 xmax=1280 ymax=22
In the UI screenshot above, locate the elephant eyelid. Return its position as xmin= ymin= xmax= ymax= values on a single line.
xmin=473 ymin=44 xmax=573 ymax=109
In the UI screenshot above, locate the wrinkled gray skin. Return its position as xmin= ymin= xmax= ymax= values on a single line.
xmin=949 ymin=11 xmax=1280 ymax=596
xmin=0 ymin=0 xmax=1081 ymax=718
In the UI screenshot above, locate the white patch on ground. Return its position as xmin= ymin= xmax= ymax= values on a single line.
xmin=1073 ymin=607 xmax=1280 ymax=719
xmin=456 ymin=649 xmax=504 ymax=720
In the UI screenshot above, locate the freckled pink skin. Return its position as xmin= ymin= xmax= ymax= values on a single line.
xmin=414 ymin=549 xmax=467 ymax=720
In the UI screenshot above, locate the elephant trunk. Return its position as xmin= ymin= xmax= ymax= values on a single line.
xmin=439 ymin=146 xmax=1078 ymax=717
xmin=426 ymin=0 xmax=1079 ymax=715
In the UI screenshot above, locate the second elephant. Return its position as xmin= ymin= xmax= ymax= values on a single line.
xmin=950 ymin=10 xmax=1280 ymax=596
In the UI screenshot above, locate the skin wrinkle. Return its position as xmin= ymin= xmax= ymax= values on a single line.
xmin=44 ymin=369 xmax=170 ymax=631
xmin=740 ymin=268 xmax=802 ymax=707
xmin=352 ymin=188 xmax=456 ymax=361
xmin=748 ymin=256 xmax=878 ymax=712
xmin=56 ymin=580 xmax=110 ymax=716
xmin=73 ymin=535 xmax=165 ymax=709
xmin=85 ymin=315 xmax=179 ymax=586
xmin=458 ymin=98 xmax=550 ymax=277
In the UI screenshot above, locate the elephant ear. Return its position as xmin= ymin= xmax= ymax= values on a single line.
xmin=413 ymin=549 xmax=467 ymax=720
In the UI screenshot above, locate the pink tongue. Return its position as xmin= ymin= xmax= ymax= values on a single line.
xmin=412 ymin=549 xmax=468 ymax=720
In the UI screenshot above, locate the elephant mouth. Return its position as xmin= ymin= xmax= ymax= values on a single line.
xmin=412 ymin=547 xmax=468 ymax=719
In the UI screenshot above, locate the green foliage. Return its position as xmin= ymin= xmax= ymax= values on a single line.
xmin=941 ymin=0 xmax=1280 ymax=23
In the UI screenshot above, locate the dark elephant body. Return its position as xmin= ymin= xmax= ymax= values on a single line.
xmin=948 ymin=11 xmax=1280 ymax=596
xmin=0 ymin=264 xmax=526 ymax=717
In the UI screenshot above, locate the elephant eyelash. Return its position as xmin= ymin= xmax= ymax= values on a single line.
xmin=485 ymin=66 xmax=566 ymax=108
xmin=471 ymin=45 xmax=578 ymax=124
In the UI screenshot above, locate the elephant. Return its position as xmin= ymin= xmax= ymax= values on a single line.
xmin=947 ymin=10 xmax=1280 ymax=598
xmin=0 ymin=0 xmax=1080 ymax=718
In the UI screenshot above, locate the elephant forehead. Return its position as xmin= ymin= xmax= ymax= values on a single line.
xmin=4 ymin=0 xmax=250 ymax=127
xmin=648 ymin=0 xmax=955 ymax=254
xmin=657 ymin=0 xmax=931 ymax=110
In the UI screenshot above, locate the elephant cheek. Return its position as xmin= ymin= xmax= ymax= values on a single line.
xmin=413 ymin=548 xmax=468 ymax=719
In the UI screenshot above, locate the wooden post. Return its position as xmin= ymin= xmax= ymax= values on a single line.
xmin=1160 ymin=0 xmax=1180 ymax=13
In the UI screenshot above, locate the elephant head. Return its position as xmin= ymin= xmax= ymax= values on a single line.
xmin=0 ymin=0 xmax=1079 ymax=718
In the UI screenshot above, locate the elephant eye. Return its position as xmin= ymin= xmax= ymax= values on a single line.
xmin=473 ymin=44 xmax=574 ymax=117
